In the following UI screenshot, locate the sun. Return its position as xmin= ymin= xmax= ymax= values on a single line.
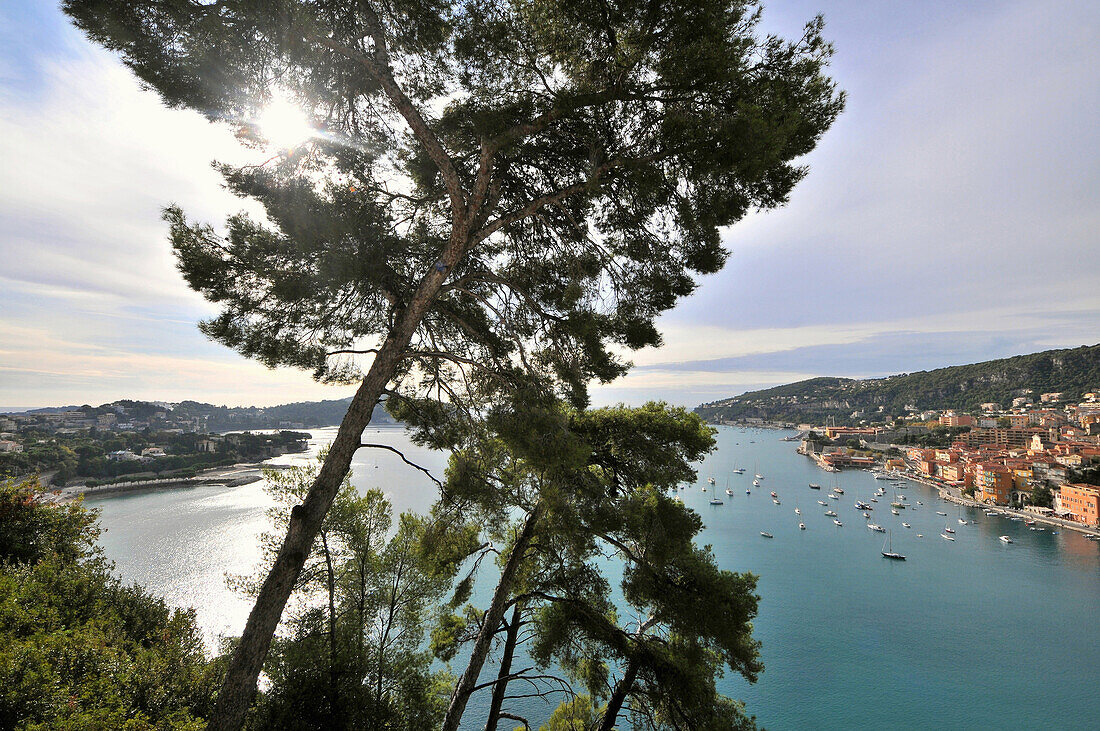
xmin=256 ymin=94 xmax=314 ymax=149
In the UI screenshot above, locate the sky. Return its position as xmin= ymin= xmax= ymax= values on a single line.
xmin=1 ymin=1 xmax=1097 ymax=410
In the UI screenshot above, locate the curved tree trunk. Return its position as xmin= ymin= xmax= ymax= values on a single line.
xmin=441 ymin=504 xmax=542 ymax=731
xmin=208 ymin=229 xmax=469 ymax=731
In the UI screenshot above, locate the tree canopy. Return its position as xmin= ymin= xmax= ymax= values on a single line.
xmin=63 ymin=1 xmax=842 ymax=725
xmin=429 ymin=401 xmax=761 ymax=730
xmin=0 ymin=478 xmax=219 ymax=729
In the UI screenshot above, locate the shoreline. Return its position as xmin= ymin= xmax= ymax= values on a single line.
xmin=904 ymin=474 xmax=1100 ymax=538
xmin=40 ymin=462 xmax=293 ymax=504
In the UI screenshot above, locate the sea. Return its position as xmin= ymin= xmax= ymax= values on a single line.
xmin=88 ymin=426 xmax=1100 ymax=729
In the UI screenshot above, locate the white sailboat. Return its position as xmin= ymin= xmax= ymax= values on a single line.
xmin=882 ymin=530 xmax=906 ymax=560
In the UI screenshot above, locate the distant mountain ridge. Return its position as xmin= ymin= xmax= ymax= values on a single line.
xmin=6 ymin=397 xmax=398 ymax=431
xmin=694 ymin=343 xmax=1100 ymax=426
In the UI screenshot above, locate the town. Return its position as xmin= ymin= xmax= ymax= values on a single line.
xmin=0 ymin=400 xmax=310 ymax=488
xmin=789 ymin=389 xmax=1100 ymax=529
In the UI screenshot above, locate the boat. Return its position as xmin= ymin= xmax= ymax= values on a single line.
xmin=882 ymin=531 xmax=906 ymax=560
xmin=958 ymin=518 xmax=967 ymax=525
xmin=874 ymin=473 xmax=890 ymax=480
xmin=817 ymin=500 xmax=828 ymax=506
xmin=871 ymin=498 xmax=878 ymax=502
xmin=829 ymin=493 xmax=839 ymax=500
xmin=709 ymin=498 xmax=724 ymax=505
xmin=707 ymin=477 xmax=716 ymax=485
xmin=862 ymin=512 xmax=871 ymax=518
xmin=755 ymin=473 xmax=764 ymax=480
xmin=943 ymin=526 xmax=955 ymax=534
xmin=773 ymin=498 xmax=781 ymax=505
xmin=1024 ymin=520 xmax=1036 ymax=526
xmin=936 ymin=511 xmax=948 ymax=516
xmin=902 ymin=522 xmax=911 ymax=528
xmin=941 ymin=533 xmax=955 ymax=541
xmin=760 ymin=531 xmax=773 ymax=538
xmin=916 ymin=501 xmax=923 ymax=505
xmin=746 ymin=489 xmax=751 ymax=494
xmin=794 ymin=508 xmax=802 ymax=515
xmin=809 ymin=483 xmax=821 ymax=489
xmin=752 ymin=479 xmax=760 ymax=487
xmin=702 ymin=485 xmax=707 ymax=492
xmin=726 ymin=488 xmax=734 ymax=496
xmin=999 ymin=535 xmax=1013 ymax=543
xmin=833 ymin=487 xmax=844 ymax=494
xmin=833 ymin=519 xmax=843 ymax=526
xmin=891 ymin=502 xmax=905 ymax=509
xmin=891 ymin=509 xmax=899 ymax=515
xmin=867 ymin=523 xmax=885 ymax=533
xmin=770 ymin=491 xmax=778 ymax=498
xmin=825 ymin=510 xmax=838 ymax=517
xmin=855 ymin=500 xmax=872 ymax=510
xmin=732 ymin=468 xmax=745 ymax=474
xmin=799 ymin=522 xmax=806 ymax=530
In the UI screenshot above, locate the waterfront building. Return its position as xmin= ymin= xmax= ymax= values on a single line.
xmin=976 ymin=462 xmax=1013 ymax=505
xmin=1058 ymin=484 xmax=1100 ymax=527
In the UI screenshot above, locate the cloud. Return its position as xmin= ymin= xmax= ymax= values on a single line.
xmin=1 ymin=1 xmax=1096 ymax=412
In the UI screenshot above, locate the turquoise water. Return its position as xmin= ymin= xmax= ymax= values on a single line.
xmin=90 ymin=426 xmax=1100 ymax=729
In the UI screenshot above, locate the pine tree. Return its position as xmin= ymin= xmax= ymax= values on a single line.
xmin=63 ymin=2 xmax=842 ymax=725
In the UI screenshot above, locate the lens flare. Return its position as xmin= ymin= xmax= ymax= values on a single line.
xmin=256 ymin=94 xmax=313 ymax=149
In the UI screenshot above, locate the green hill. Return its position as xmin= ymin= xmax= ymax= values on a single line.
xmin=694 ymin=343 xmax=1100 ymax=426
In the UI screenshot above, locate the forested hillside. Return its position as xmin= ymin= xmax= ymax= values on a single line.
xmin=695 ymin=344 xmax=1100 ymax=425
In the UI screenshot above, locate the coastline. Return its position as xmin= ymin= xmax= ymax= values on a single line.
xmin=41 ymin=462 xmax=291 ymax=504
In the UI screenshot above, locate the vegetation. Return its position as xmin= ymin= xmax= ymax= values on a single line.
xmin=0 ymin=430 xmax=308 ymax=485
xmin=423 ymin=401 xmax=761 ymax=730
xmin=696 ymin=343 xmax=1100 ymax=425
xmin=236 ymin=459 xmax=469 ymax=730
xmin=0 ymin=478 xmax=219 ymax=728
xmin=63 ymin=1 xmax=842 ymax=724
xmin=891 ymin=426 xmax=972 ymax=448
xmin=1027 ymin=484 xmax=1054 ymax=509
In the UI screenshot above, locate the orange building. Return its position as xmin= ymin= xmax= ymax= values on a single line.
xmin=976 ymin=462 xmax=1013 ymax=505
xmin=941 ymin=462 xmax=967 ymax=483
xmin=1059 ymin=484 xmax=1100 ymax=527
xmin=939 ymin=414 xmax=975 ymax=427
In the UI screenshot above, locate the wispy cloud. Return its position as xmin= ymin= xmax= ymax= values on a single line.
xmin=1 ymin=0 xmax=1097 ymax=411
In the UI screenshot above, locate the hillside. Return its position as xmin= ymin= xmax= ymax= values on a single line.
xmin=6 ymin=398 xmax=399 ymax=431
xmin=694 ymin=343 xmax=1100 ymax=425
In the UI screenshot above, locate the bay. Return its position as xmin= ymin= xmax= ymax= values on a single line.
xmin=89 ymin=426 xmax=1100 ymax=729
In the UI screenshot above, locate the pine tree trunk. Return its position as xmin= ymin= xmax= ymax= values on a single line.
xmin=320 ymin=531 xmax=341 ymax=729
xmin=597 ymin=662 xmax=638 ymax=731
xmin=441 ymin=504 xmax=542 ymax=731
xmin=485 ymin=603 xmax=523 ymax=731
xmin=208 ymin=230 xmax=469 ymax=731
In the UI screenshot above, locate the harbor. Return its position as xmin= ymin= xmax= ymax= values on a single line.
xmin=90 ymin=425 xmax=1100 ymax=729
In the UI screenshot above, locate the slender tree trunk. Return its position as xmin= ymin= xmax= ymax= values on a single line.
xmin=597 ymin=662 xmax=638 ymax=731
xmin=485 ymin=603 xmax=523 ymax=731
xmin=320 ymin=531 xmax=341 ymax=729
xmin=209 ymin=226 xmax=470 ymax=731
xmin=441 ymin=504 xmax=542 ymax=731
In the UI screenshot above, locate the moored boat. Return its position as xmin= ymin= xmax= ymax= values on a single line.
xmin=882 ymin=531 xmax=906 ymax=560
